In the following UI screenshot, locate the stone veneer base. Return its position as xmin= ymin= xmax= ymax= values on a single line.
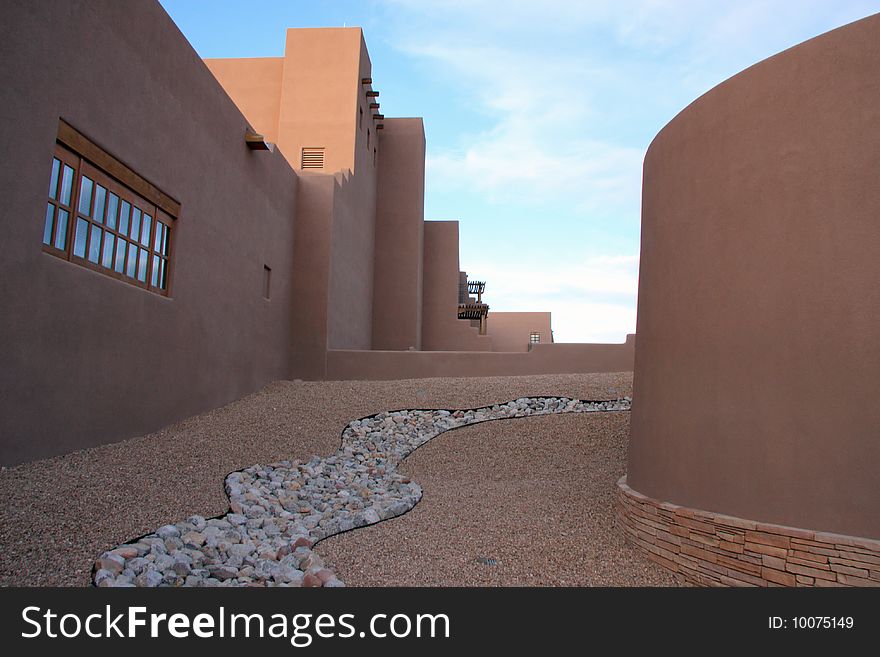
xmin=616 ymin=476 xmax=880 ymax=587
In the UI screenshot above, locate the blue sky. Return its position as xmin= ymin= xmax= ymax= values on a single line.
xmin=160 ymin=0 xmax=878 ymax=342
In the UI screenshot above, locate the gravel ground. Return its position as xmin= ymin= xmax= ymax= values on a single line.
xmin=318 ymin=411 xmax=676 ymax=586
xmin=0 ymin=372 xmax=674 ymax=587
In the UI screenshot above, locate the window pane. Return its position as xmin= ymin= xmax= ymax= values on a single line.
xmin=140 ymin=214 xmax=151 ymax=246
xmin=43 ymin=203 xmax=54 ymax=245
xmin=102 ymin=232 xmax=115 ymax=269
xmin=88 ymin=225 xmax=102 ymax=263
xmin=114 ymin=238 xmax=126 ymax=273
xmin=106 ymin=192 xmax=119 ymax=229
xmin=137 ymin=248 xmax=148 ymax=282
xmin=130 ymin=207 xmax=141 ymax=240
xmin=162 ymin=225 xmax=169 ymax=256
xmin=78 ymin=176 xmax=93 ymax=216
xmin=126 ymin=243 xmax=137 ymax=278
xmin=158 ymin=259 xmax=167 ymax=289
xmin=60 ymin=165 xmax=74 ymax=206
xmin=48 ymin=159 xmax=60 ymax=200
xmin=151 ymin=255 xmax=160 ymax=286
xmin=93 ymin=185 xmax=106 ymax=224
xmin=54 ymin=209 xmax=69 ymax=250
xmin=153 ymin=222 xmax=163 ymax=251
xmin=73 ymin=217 xmax=88 ymax=258
xmin=119 ymin=201 xmax=130 ymax=234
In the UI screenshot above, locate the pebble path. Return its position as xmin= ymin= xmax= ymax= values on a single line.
xmin=92 ymin=396 xmax=631 ymax=587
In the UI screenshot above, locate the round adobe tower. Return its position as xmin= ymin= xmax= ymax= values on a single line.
xmin=619 ymin=14 xmax=880 ymax=587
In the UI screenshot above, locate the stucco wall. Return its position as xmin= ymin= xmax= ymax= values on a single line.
xmin=421 ymin=221 xmax=492 ymax=351
xmin=209 ymin=29 xmax=378 ymax=355
xmin=372 ymin=119 xmax=426 ymax=350
xmin=628 ymin=14 xmax=880 ymax=539
xmin=487 ymin=312 xmax=553 ymax=352
xmin=203 ymin=58 xmax=283 ymax=144
xmin=0 ymin=0 xmax=299 ymax=464
xmin=326 ymin=337 xmax=634 ymax=380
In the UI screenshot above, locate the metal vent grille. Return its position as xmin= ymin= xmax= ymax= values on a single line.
xmin=301 ymin=147 xmax=325 ymax=169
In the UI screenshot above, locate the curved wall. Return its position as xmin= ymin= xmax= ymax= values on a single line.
xmin=628 ymin=14 xmax=880 ymax=540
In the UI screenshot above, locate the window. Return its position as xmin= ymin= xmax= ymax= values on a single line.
xmin=43 ymin=122 xmax=176 ymax=296
xmin=530 ymin=332 xmax=541 ymax=344
xmin=301 ymin=147 xmax=324 ymax=169
xmin=263 ymin=265 xmax=271 ymax=300
xmin=373 ymin=147 xmax=377 ymax=167
xmin=367 ymin=129 xmax=370 ymax=150
xmin=359 ymin=105 xmax=363 ymax=130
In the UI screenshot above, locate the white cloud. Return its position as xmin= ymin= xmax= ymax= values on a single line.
xmin=477 ymin=255 xmax=640 ymax=343
xmin=377 ymin=0 xmax=877 ymax=342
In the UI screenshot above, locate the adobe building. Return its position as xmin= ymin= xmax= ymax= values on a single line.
xmin=0 ymin=0 xmax=633 ymax=465
xmin=618 ymin=14 xmax=880 ymax=586
xmin=203 ymin=33 xmax=561 ymax=361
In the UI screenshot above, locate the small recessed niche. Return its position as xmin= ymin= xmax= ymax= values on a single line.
xmin=263 ymin=265 xmax=271 ymax=300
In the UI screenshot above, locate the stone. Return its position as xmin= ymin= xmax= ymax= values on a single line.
xmin=273 ymin=566 xmax=304 ymax=586
xmin=302 ymin=573 xmax=322 ymax=587
xmin=157 ymin=525 xmax=181 ymax=540
xmin=153 ymin=554 xmax=175 ymax=572
xmin=207 ymin=565 xmax=239 ymax=581
xmin=95 ymin=556 xmax=124 ymax=576
xmin=173 ymin=560 xmax=192 ymax=577
xmin=229 ymin=543 xmax=255 ymax=559
xmin=135 ymin=570 xmax=164 ymax=587
xmin=93 ymin=395 xmax=634 ymax=588
xmin=187 ymin=515 xmax=207 ymax=530
xmin=111 ymin=546 xmax=139 ymax=560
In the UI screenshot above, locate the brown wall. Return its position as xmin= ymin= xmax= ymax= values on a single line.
xmin=629 ymin=14 xmax=880 ymax=539
xmin=326 ymin=336 xmax=634 ymax=380
xmin=289 ymin=175 xmax=334 ymax=380
xmin=325 ymin=34 xmax=378 ymax=350
xmin=487 ymin=312 xmax=553 ymax=352
xmin=209 ymin=28 xmax=380 ymax=359
xmin=0 ymin=0 xmax=299 ymax=464
xmin=372 ymin=119 xmax=426 ymax=350
xmin=276 ymin=28 xmax=363 ymax=174
xmin=421 ymin=221 xmax=492 ymax=351
xmin=203 ymin=58 xmax=283 ymax=144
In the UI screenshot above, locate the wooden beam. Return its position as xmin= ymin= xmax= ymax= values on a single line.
xmin=361 ymin=77 xmax=372 ymax=84
xmin=369 ymin=102 xmax=380 ymax=109
xmin=57 ymin=119 xmax=180 ymax=217
xmin=372 ymin=114 xmax=384 ymax=120
xmin=366 ymin=90 xmax=379 ymax=97
xmin=245 ymin=130 xmax=271 ymax=151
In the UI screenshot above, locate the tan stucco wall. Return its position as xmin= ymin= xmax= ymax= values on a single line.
xmin=628 ymin=14 xmax=880 ymax=539
xmin=203 ymin=58 xmax=283 ymax=144
xmin=421 ymin=221 xmax=492 ymax=351
xmin=209 ymin=28 xmax=380 ymax=359
xmin=0 ymin=0 xmax=299 ymax=464
xmin=326 ymin=337 xmax=634 ymax=380
xmin=487 ymin=312 xmax=552 ymax=352
xmin=278 ymin=28 xmax=363 ymax=174
xmin=371 ymin=118 xmax=426 ymax=350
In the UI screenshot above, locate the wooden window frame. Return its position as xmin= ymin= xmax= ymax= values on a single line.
xmin=42 ymin=122 xmax=178 ymax=296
